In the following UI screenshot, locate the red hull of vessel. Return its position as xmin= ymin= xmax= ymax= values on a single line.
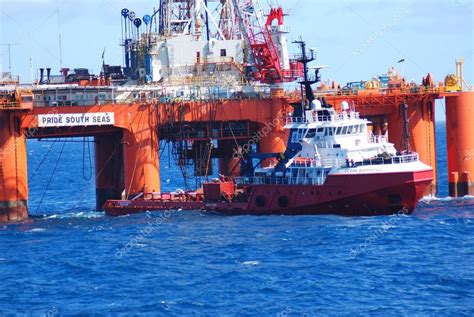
xmin=104 ymin=169 xmax=432 ymax=217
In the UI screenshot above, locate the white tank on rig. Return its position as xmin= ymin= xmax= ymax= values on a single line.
xmin=146 ymin=0 xmax=251 ymax=83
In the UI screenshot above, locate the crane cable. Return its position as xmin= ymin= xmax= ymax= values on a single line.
xmin=221 ymin=103 xmax=240 ymax=149
xmin=28 ymin=139 xmax=58 ymax=182
xmin=35 ymin=139 xmax=67 ymax=214
xmin=204 ymin=140 xmax=213 ymax=182
xmin=82 ymin=136 xmax=92 ymax=181
xmin=63 ymin=140 xmax=121 ymax=212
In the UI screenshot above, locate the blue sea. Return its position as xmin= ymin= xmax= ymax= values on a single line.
xmin=1 ymin=122 xmax=473 ymax=316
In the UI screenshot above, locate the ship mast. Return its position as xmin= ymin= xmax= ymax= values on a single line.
xmin=401 ymin=100 xmax=410 ymax=153
xmin=293 ymin=39 xmax=318 ymax=118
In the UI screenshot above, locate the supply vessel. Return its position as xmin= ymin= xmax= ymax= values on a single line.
xmin=103 ymin=40 xmax=433 ymax=216
xmin=103 ymin=99 xmax=433 ymax=216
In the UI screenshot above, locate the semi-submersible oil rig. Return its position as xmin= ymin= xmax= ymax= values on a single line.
xmin=0 ymin=0 xmax=472 ymax=221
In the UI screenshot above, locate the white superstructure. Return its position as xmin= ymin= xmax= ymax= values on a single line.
xmin=237 ymin=102 xmax=431 ymax=187
xmin=284 ymin=102 xmax=398 ymax=168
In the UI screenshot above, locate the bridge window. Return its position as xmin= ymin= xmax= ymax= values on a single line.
xmin=291 ymin=129 xmax=307 ymax=142
xmin=299 ymin=129 xmax=306 ymax=139
xmin=306 ymin=129 xmax=316 ymax=138
xmin=325 ymin=127 xmax=335 ymax=136
xmin=342 ymin=126 xmax=348 ymax=134
xmin=336 ymin=127 xmax=342 ymax=135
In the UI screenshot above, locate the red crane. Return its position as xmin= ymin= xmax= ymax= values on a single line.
xmin=233 ymin=1 xmax=300 ymax=84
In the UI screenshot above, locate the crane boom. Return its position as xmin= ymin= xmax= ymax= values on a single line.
xmin=231 ymin=0 xmax=284 ymax=83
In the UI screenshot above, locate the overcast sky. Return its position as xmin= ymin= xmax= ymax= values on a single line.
xmin=0 ymin=0 xmax=473 ymax=119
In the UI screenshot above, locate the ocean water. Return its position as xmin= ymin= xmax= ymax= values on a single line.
xmin=1 ymin=123 xmax=473 ymax=316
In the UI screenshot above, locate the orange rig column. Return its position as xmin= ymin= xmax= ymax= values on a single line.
xmin=258 ymin=125 xmax=287 ymax=166
xmin=446 ymin=92 xmax=474 ymax=197
xmin=257 ymin=99 xmax=288 ymax=167
xmin=122 ymin=107 xmax=160 ymax=198
xmin=0 ymin=111 xmax=28 ymax=222
xmin=95 ymin=133 xmax=124 ymax=209
xmin=387 ymin=97 xmax=437 ymax=195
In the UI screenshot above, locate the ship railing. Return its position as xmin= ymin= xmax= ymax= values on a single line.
xmin=390 ymin=153 xmax=419 ymax=164
xmin=234 ymin=177 xmax=264 ymax=185
xmin=309 ymin=111 xmax=360 ymax=123
xmin=286 ymin=117 xmax=307 ymax=124
xmin=287 ymin=176 xmax=326 ymax=185
xmin=290 ymin=160 xmax=321 ymax=168
xmin=369 ymin=134 xmax=388 ymax=144
xmin=234 ymin=176 xmax=326 ymax=186
xmin=357 ymin=153 xmax=419 ymax=167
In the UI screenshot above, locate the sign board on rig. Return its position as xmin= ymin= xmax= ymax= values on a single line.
xmin=37 ymin=113 xmax=115 ymax=127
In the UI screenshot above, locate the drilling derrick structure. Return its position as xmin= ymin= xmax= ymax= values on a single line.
xmin=125 ymin=0 xmax=249 ymax=85
xmin=119 ymin=0 xmax=298 ymax=87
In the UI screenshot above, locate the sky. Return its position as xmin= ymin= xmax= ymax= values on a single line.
xmin=0 ymin=0 xmax=473 ymax=119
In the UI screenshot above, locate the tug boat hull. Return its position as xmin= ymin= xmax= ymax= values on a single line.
xmin=104 ymin=168 xmax=432 ymax=217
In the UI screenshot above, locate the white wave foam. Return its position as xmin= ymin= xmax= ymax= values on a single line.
xmin=421 ymin=195 xmax=474 ymax=202
xmin=26 ymin=228 xmax=47 ymax=233
xmin=241 ymin=260 xmax=260 ymax=266
xmin=43 ymin=211 xmax=104 ymax=219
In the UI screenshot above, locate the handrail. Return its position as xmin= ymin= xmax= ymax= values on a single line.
xmin=309 ymin=112 xmax=360 ymax=122
xmin=0 ymin=102 xmax=21 ymax=108
xmin=369 ymin=135 xmax=388 ymax=144
xmin=291 ymin=160 xmax=321 ymax=168
xmin=356 ymin=153 xmax=419 ymax=167
xmin=234 ymin=176 xmax=326 ymax=186
xmin=285 ymin=117 xmax=307 ymax=124
xmin=286 ymin=111 xmax=361 ymax=125
xmin=313 ymin=86 xmax=448 ymax=97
